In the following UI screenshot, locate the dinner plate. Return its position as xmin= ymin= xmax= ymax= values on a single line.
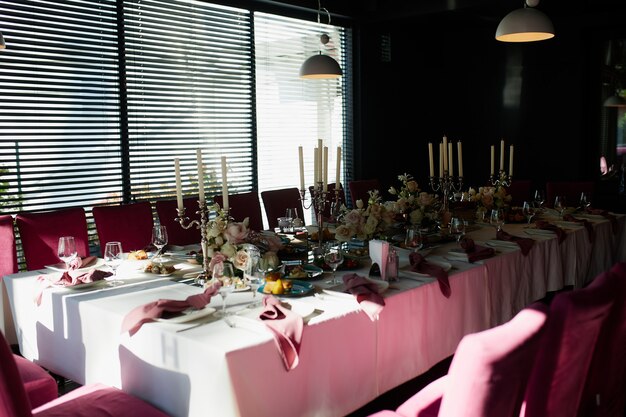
xmin=283 ymin=264 xmax=324 ymax=279
xmin=484 ymin=240 xmax=520 ymax=249
xmin=45 ymin=258 xmax=105 ymax=274
xmin=156 ymin=306 xmax=216 ymax=324
xmin=399 ymin=259 xmax=452 ymax=277
xmin=525 ymin=229 xmax=557 ymax=236
xmin=257 ymin=280 xmax=314 ymax=297
xmin=52 ymin=279 xmax=108 ymax=290
xmin=233 ymin=285 xmax=251 ymax=292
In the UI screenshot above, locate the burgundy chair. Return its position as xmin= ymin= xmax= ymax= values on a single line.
xmin=0 ymin=330 xmax=170 ymax=417
xmin=308 ymin=183 xmax=346 ymax=222
xmin=506 ymin=179 xmax=532 ymax=207
xmin=15 ymin=208 xmax=90 ymax=271
xmin=368 ymin=302 xmax=549 ymax=417
xmin=545 ymin=181 xmax=595 ymax=209
xmin=92 ymin=201 xmax=154 ymax=256
xmin=214 ymin=191 xmax=264 ymax=232
xmin=348 ymin=179 xmax=381 ymax=208
xmin=521 ymin=272 xmax=615 ymax=417
xmin=155 ymin=197 xmax=201 ymax=246
xmin=578 ymin=262 xmax=626 ymax=417
xmin=0 ymin=215 xmax=17 ymax=276
xmin=260 ymin=187 xmax=305 ymax=230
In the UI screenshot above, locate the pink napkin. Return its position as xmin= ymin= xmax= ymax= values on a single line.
xmin=121 ymin=282 xmax=221 ymax=336
xmin=34 ymin=269 xmax=112 ymax=306
xmin=69 ymin=256 xmax=97 ymax=270
xmin=342 ymin=273 xmax=386 ymax=320
xmin=259 ymin=295 xmax=304 ymax=371
xmin=408 ymin=252 xmax=451 ymax=298
xmin=586 ymin=208 xmax=619 ymax=233
xmin=496 ymin=230 xmax=535 ymax=255
xmin=459 ymin=238 xmax=496 ymax=263
xmin=563 ymin=213 xmax=594 ymax=243
xmin=535 ymin=220 xmax=567 ymax=243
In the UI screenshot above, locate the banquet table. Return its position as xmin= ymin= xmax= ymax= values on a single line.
xmin=4 ymin=212 xmax=626 ymax=417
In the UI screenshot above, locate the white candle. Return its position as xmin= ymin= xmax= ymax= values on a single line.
xmin=313 ymin=149 xmax=319 ymax=189
xmin=457 ymin=141 xmax=463 ymax=177
xmin=323 ymin=146 xmax=329 ymax=192
xmin=174 ymin=158 xmax=183 ymax=211
xmin=196 ymin=149 xmax=205 ymax=203
xmin=443 ymin=136 xmax=448 ymax=172
xmin=448 ymin=142 xmax=454 ymax=177
xmin=318 ymin=139 xmax=323 ymax=188
xmin=490 ymin=145 xmax=495 ymax=175
xmin=428 ymin=143 xmax=434 ymax=177
xmin=509 ymin=145 xmax=514 ymax=177
xmin=335 ymin=146 xmax=341 ymax=187
xmin=500 ymin=139 xmax=505 ymax=171
xmin=221 ymin=156 xmax=229 ymax=211
xmin=298 ymin=146 xmax=305 ymax=191
xmin=439 ymin=143 xmax=443 ymax=177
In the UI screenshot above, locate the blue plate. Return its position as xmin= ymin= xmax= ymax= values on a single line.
xmin=258 ymin=280 xmax=314 ymax=297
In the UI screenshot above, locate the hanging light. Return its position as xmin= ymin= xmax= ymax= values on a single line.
xmin=299 ymin=2 xmax=342 ymax=79
xmin=0 ymin=32 xmax=6 ymax=49
xmin=495 ymin=0 xmax=555 ymax=43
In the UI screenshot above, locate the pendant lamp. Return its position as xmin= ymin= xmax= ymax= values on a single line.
xmin=299 ymin=2 xmax=342 ymax=79
xmin=496 ymin=0 xmax=555 ymax=43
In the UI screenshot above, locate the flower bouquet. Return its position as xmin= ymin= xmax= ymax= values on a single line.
xmin=334 ymin=190 xmax=396 ymax=242
xmin=388 ymin=173 xmax=440 ymax=228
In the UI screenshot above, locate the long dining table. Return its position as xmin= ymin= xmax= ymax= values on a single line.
xmin=4 ymin=212 xmax=626 ymax=417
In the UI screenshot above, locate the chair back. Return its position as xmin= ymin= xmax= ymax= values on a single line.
xmin=522 ymin=277 xmax=615 ymax=417
xmin=545 ymin=181 xmax=594 ymax=209
xmin=214 ymin=191 xmax=264 ymax=232
xmin=16 ymin=208 xmax=90 ymax=271
xmin=92 ymin=201 xmax=154 ymax=256
xmin=0 ymin=330 xmax=35 ymax=417
xmin=261 ymin=188 xmax=305 ymax=230
xmin=0 ymin=215 xmax=17 ymax=276
xmin=506 ymin=179 xmax=532 ymax=207
xmin=155 ymin=198 xmax=201 ymax=246
xmin=308 ymin=183 xmax=346 ymax=222
xmin=348 ymin=179 xmax=381 ymax=208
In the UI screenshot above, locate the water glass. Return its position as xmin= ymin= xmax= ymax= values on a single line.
xmin=554 ymin=195 xmax=566 ymax=218
xmin=324 ymin=241 xmax=344 ymax=285
xmin=151 ymin=225 xmax=168 ymax=262
xmin=449 ymin=217 xmax=466 ymax=243
xmin=404 ymin=226 xmax=423 ymax=250
xmin=214 ymin=262 xmax=236 ymax=317
xmin=57 ymin=236 xmax=77 ymax=270
xmin=104 ymin=241 xmax=124 ymax=286
xmin=522 ymin=201 xmax=536 ymax=224
xmin=490 ymin=209 xmax=505 ymax=231
xmin=579 ymin=192 xmax=591 ymax=209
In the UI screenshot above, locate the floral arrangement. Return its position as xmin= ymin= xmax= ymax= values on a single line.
xmin=388 ymin=173 xmax=440 ymax=226
xmin=467 ymin=185 xmax=512 ymax=211
xmin=334 ymin=190 xmax=396 ymax=242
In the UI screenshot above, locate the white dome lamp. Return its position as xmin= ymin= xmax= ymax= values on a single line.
xmin=299 ymin=1 xmax=342 ymax=79
xmin=496 ymin=0 xmax=555 ymax=43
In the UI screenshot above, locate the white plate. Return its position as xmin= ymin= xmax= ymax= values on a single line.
xmin=484 ymin=240 xmax=520 ymax=249
xmin=156 ymin=306 xmax=216 ymax=324
xmin=400 ymin=259 xmax=451 ymax=277
xmin=233 ymin=285 xmax=251 ymax=292
xmin=52 ymin=279 xmax=108 ymax=290
xmin=554 ymin=221 xmax=584 ymax=228
xmin=525 ymin=229 xmax=556 ymax=236
xmin=45 ymin=258 xmax=105 ymax=274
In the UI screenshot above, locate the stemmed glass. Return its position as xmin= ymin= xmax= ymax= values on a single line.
xmin=533 ymin=190 xmax=545 ymax=209
xmin=490 ymin=209 xmax=505 ymax=232
xmin=522 ymin=201 xmax=536 ymax=225
xmin=151 ymin=225 xmax=168 ymax=263
xmin=213 ymin=262 xmax=236 ymax=318
xmin=57 ymin=236 xmax=77 ymax=270
xmin=103 ymin=241 xmax=124 ymax=286
xmin=449 ymin=217 xmax=466 ymax=244
xmin=554 ymin=195 xmax=567 ymax=218
xmin=579 ymin=192 xmax=591 ymax=210
xmin=324 ymin=241 xmax=344 ymax=285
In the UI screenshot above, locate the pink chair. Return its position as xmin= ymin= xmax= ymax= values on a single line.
xmin=368 ymin=302 xmax=549 ymax=417
xmin=521 ymin=272 xmax=615 ymax=417
xmin=0 ymin=331 xmax=170 ymax=417
xmin=155 ymin=198 xmax=201 ymax=245
xmin=92 ymin=201 xmax=154 ymax=256
xmin=308 ymin=183 xmax=346 ymax=222
xmin=348 ymin=179 xmax=381 ymax=208
xmin=15 ymin=208 xmax=90 ymax=271
xmin=214 ymin=191 xmax=264 ymax=232
xmin=261 ymin=188 xmax=305 ymax=230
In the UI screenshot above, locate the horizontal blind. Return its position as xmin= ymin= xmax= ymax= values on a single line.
xmin=123 ymin=0 xmax=255 ymax=205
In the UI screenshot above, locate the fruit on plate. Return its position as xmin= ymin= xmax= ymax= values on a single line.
xmin=263 ymin=278 xmax=293 ymax=294
xmin=128 ymin=250 xmax=148 ymax=260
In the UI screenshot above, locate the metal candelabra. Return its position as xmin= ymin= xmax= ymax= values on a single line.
xmin=489 ymin=170 xmax=512 ymax=188
xmin=429 ymin=171 xmax=464 ymax=216
xmin=300 ymin=183 xmax=342 ymax=253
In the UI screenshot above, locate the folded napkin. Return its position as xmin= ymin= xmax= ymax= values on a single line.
xmin=457 ymin=238 xmax=496 ymax=263
xmin=408 ymin=252 xmax=451 ymax=298
xmin=259 ymin=295 xmax=304 ymax=371
xmin=69 ymin=255 xmax=97 ymax=270
xmin=535 ymin=220 xmax=567 ymax=244
xmin=342 ymin=273 xmax=386 ymax=320
xmin=563 ymin=213 xmax=594 ymax=243
xmin=586 ymin=208 xmax=619 ymax=233
xmin=35 ymin=268 xmax=112 ymax=306
xmin=368 ymin=239 xmax=390 ymax=281
xmin=121 ymin=282 xmax=220 ymax=336
xmin=496 ymin=230 xmax=535 ymax=256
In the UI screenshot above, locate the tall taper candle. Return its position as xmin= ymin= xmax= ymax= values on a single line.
xmin=428 ymin=143 xmax=434 ymax=177
xmin=318 ymin=139 xmax=323 ymax=187
xmin=500 ymin=139 xmax=505 ymax=171
xmin=313 ymin=149 xmax=319 ymax=188
xmin=448 ymin=142 xmax=454 ymax=177
xmin=221 ymin=156 xmax=229 ymax=211
xmin=443 ymin=136 xmax=448 ymax=172
xmin=196 ymin=149 xmax=205 ymax=203
xmin=298 ymin=146 xmax=305 ymax=191
xmin=457 ymin=141 xmax=464 ymax=177
xmin=323 ymin=146 xmax=329 ymax=192
xmin=490 ymin=145 xmax=495 ymax=175
xmin=509 ymin=145 xmax=514 ymax=177
xmin=439 ymin=143 xmax=444 ymax=177
xmin=335 ymin=146 xmax=341 ymax=187
xmin=175 ymin=158 xmax=183 ymax=211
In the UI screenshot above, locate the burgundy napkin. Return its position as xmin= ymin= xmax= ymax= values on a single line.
xmin=35 ymin=269 xmax=113 ymax=306
xmin=586 ymin=208 xmax=619 ymax=233
xmin=563 ymin=213 xmax=594 ymax=243
xmin=459 ymin=238 xmax=496 ymax=263
xmin=535 ymin=220 xmax=567 ymax=244
xmin=259 ymin=295 xmax=304 ymax=371
xmin=496 ymin=229 xmax=535 ymax=255
xmin=68 ymin=255 xmax=97 ymax=270
xmin=342 ymin=273 xmax=386 ymax=320
xmin=408 ymin=252 xmax=451 ymax=298
xmin=121 ymin=282 xmax=221 ymax=336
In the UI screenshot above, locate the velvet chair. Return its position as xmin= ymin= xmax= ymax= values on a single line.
xmin=0 ymin=215 xmax=17 ymax=276
xmin=260 ymin=187 xmax=305 ymax=230
xmin=214 ymin=191 xmax=264 ymax=231
xmin=0 ymin=331 xmax=170 ymax=417
xmin=15 ymin=208 xmax=90 ymax=271
xmin=368 ymin=302 xmax=549 ymax=417
xmin=308 ymin=183 xmax=346 ymax=223
xmin=545 ymin=181 xmax=595 ymax=209
xmin=348 ymin=179 xmax=381 ymax=208
xmin=92 ymin=201 xmax=154 ymax=256
xmin=521 ymin=271 xmax=615 ymax=417
xmin=506 ymin=180 xmax=532 ymax=207
xmin=155 ymin=198 xmax=201 ymax=246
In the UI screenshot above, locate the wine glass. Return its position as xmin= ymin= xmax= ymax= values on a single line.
xmin=490 ymin=209 xmax=505 ymax=232
xmin=449 ymin=217 xmax=466 ymax=243
xmin=404 ymin=225 xmax=424 ymax=250
xmin=151 ymin=225 xmax=168 ymax=262
xmin=533 ymin=189 xmax=545 ymax=209
xmin=554 ymin=195 xmax=566 ymax=218
xmin=522 ymin=201 xmax=536 ymax=224
xmin=57 ymin=236 xmax=77 ymax=270
xmin=324 ymin=241 xmax=344 ymax=285
xmin=103 ymin=241 xmax=124 ymax=286
xmin=579 ymin=192 xmax=591 ymax=209
xmin=247 ymin=270 xmax=265 ymax=308
xmin=213 ymin=262 xmax=236 ymax=318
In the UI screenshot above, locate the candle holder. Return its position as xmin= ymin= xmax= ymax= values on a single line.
xmin=489 ymin=170 xmax=512 ymax=188
xmin=429 ymin=171 xmax=463 ymax=218
xmin=300 ymin=184 xmax=342 ymax=255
